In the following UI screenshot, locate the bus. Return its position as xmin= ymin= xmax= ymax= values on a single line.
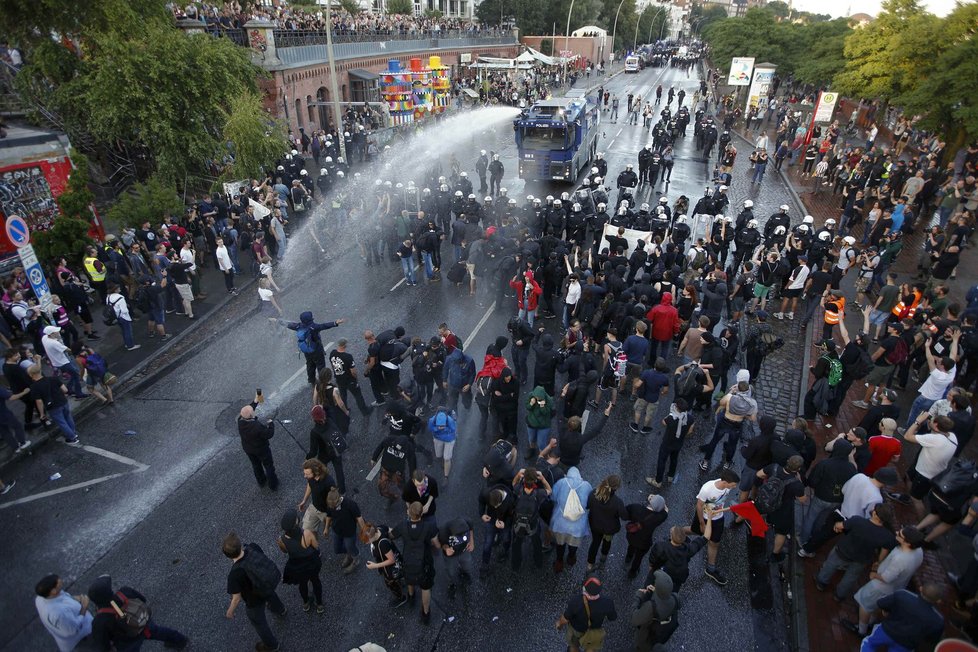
xmin=514 ymin=90 xmax=601 ymax=183
xmin=624 ymin=55 xmax=640 ymax=73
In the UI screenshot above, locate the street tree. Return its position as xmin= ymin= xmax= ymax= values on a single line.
xmin=223 ymin=92 xmax=289 ymax=181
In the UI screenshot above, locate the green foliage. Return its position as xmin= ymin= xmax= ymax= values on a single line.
xmin=339 ymin=0 xmax=363 ymax=15
xmin=223 ymin=92 xmax=288 ymax=180
xmin=424 ymin=9 xmax=444 ymax=19
xmin=767 ymin=1 xmax=790 ymax=18
xmin=386 ymin=0 xmax=414 ymax=15
xmin=106 ymin=174 xmax=184 ymax=231
xmin=33 ymin=217 xmax=93 ymax=267
xmin=58 ymin=151 xmax=96 ymax=222
xmin=539 ymin=39 xmax=554 ymax=56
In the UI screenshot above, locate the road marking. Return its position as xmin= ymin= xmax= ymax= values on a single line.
xmin=390 ymin=264 xmax=420 ymax=292
xmin=607 ymin=127 xmax=624 ymax=149
xmin=269 ymin=341 xmax=335 ymax=400
xmin=463 ymin=301 xmax=496 ymax=350
xmin=0 ymin=443 xmax=150 ymax=510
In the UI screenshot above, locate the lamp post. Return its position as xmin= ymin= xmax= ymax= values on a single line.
xmin=609 ymin=0 xmax=626 ymax=64
xmin=324 ymin=20 xmax=346 ymax=161
xmin=648 ymin=6 xmax=667 ymax=45
xmin=564 ymin=0 xmax=577 ymax=83
xmin=659 ymin=10 xmax=670 ymax=41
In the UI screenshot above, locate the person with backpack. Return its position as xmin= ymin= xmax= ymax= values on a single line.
xmin=222 ymin=531 xmax=287 ymax=652
xmin=86 ymin=573 xmax=188 ymax=651
xmin=79 ymin=345 xmax=114 ymax=405
xmin=280 ymin=311 xmax=346 ymax=385
xmin=427 ymin=408 xmax=457 ymax=478
xmin=365 ymin=524 xmax=407 ymax=608
xmin=369 ymin=423 xmax=416 ymax=505
xmin=135 ymin=275 xmax=169 ymax=342
xmin=631 ymin=359 xmax=670 ymax=434
xmin=674 ymin=361 xmax=715 ymax=416
xmin=276 ymin=510 xmax=323 ymax=614
xmin=903 ymin=414 xmax=959 ymax=509
xmin=391 ymin=501 xmax=439 ymax=624
xmin=105 ymin=283 xmax=140 ymax=351
xmin=802 ymin=439 xmax=857 ymax=544
xmin=237 ymin=394 xmax=278 ymax=491
xmin=550 ymin=466 xmax=594 ymax=574
xmin=804 ymin=338 xmax=843 ymax=419
xmin=509 ymin=467 xmax=551 ymax=572
xmin=755 ymin=456 xmax=807 ymax=562
xmin=915 ymin=458 xmax=978 ymax=545
xmin=647 ymin=399 xmax=693 ymax=490
xmin=699 ymin=374 xmax=755 ymax=471
xmin=852 ymin=321 xmax=906 ymax=410
xmin=732 ymin=414 xmax=777 ymax=510
xmin=592 ymin=328 xmax=627 ymax=409
xmin=829 ymin=317 xmax=873 ymax=416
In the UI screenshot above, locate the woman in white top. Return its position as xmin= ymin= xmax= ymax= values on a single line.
xmin=258 ymin=278 xmax=282 ymax=319
xmin=862 ymin=202 xmax=882 ymax=245
xmin=562 ymin=264 xmax=582 ymax=331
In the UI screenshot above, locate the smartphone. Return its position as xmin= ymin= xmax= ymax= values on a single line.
xmin=256 ymin=388 xmax=264 ymax=404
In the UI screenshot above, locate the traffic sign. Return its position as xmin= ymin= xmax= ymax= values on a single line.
xmin=16 ymin=243 xmax=53 ymax=313
xmin=5 ymin=215 xmax=30 ymax=247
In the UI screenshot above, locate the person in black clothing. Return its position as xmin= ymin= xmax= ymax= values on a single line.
xmin=366 ymin=524 xmax=406 ymax=607
xmin=647 ymin=522 xmax=710 ymax=592
xmin=478 ymin=483 xmax=516 ymax=577
xmin=87 ymin=574 xmax=188 ymax=651
xmin=328 ymin=339 xmax=372 ymax=416
xmin=555 ymin=411 xmax=609 ymax=468
xmin=856 ymin=388 xmax=900 ymax=436
xmin=757 ymin=456 xmax=806 ymax=562
xmin=647 ymin=399 xmax=692 ymax=488
xmin=392 ymin=501 xmax=440 ymax=624
xmin=276 ymin=510 xmax=322 ymax=614
xmin=861 ymin=585 xmax=945 ymax=651
xmin=438 ymin=517 xmax=475 ymax=591
xmin=585 ymin=474 xmax=628 ymax=570
xmin=507 ymin=316 xmax=535 ymax=385
xmin=802 ymin=439 xmax=856 ymax=544
xmin=532 ymin=332 xmax=559 ymax=395
xmin=490 ymin=367 xmax=520 ymax=443
xmin=280 ymin=311 xmax=346 ymax=384
xmin=816 ymin=503 xmax=897 ymax=601
xmin=402 ymin=469 xmax=439 ymax=526
xmin=735 ymin=414 xmax=776 ymax=506
xmin=4 ymin=348 xmax=38 ymax=429
xmin=222 ymin=532 xmax=287 ymax=652
xmin=556 ymin=576 xmax=618 ymax=650
xmin=370 ymin=429 xmax=417 ymax=504
xmin=624 ymin=494 xmax=669 ymax=578
xmin=237 ymin=395 xmax=277 ymax=490
xmin=510 ymin=467 xmax=551 ymax=571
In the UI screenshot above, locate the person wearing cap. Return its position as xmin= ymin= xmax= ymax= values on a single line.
xmin=853 ymin=320 xmax=905 ymax=410
xmin=856 ymin=388 xmax=901 ymax=439
xmin=799 ymin=467 xmax=899 ymax=556
xmin=556 ymin=575 xmax=618 ymax=652
xmin=41 ymin=325 xmax=87 ymax=399
xmin=623 ymin=493 xmax=669 ymax=579
xmin=34 ymin=573 xmax=93 ymax=652
xmin=840 ymin=525 xmax=925 ymax=638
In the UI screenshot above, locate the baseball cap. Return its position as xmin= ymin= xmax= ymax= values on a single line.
xmin=42 ymin=326 xmax=61 ymax=336
xmin=736 ymin=369 xmax=750 ymax=383
xmin=874 ymin=467 xmax=899 ymax=486
xmin=583 ymin=576 xmax=603 ymax=596
xmin=883 ymin=388 xmax=899 ymax=402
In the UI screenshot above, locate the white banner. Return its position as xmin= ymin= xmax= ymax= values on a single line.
xmin=813 ymin=91 xmax=839 ymax=124
xmin=223 ymin=180 xmax=247 ymax=199
xmin=250 ymin=198 xmax=271 ymax=221
xmin=728 ymin=57 xmax=754 ymax=86
xmin=746 ymin=66 xmax=776 ymax=114
xmin=599 ymin=224 xmax=658 ymax=256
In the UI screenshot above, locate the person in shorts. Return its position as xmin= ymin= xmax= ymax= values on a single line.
xmin=853 ymin=321 xmax=903 ymax=409
xmin=630 ymin=359 xmax=670 ymax=434
xmin=686 ymin=469 xmax=739 ymax=586
xmin=557 ymin=575 xmax=617 ymax=652
xmin=773 ymin=255 xmax=809 ymax=320
xmin=298 ymin=458 xmax=336 ymax=534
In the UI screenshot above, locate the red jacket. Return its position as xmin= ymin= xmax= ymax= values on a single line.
xmin=646 ymin=292 xmax=680 ymax=342
xmin=509 ymin=271 xmax=542 ymax=311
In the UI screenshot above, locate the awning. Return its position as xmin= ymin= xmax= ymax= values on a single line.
xmin=349 ymin=68 xmax=380 ymax=81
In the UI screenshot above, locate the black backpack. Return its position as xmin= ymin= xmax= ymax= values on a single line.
xmin=512 ymin=490 xmax=540 ymax=537
xmin=96 ymin=591 xmax=151 ymax=638
xmin=675 ymin=365 xmax=701 ymax=397
xmin=934 ymin=458 xmax=978 ymax=497
xmin=240 ymin=543 xmax=281 ymax=596
xmin=102 ymin=297 xmax=121 ymax=326
xmin=755 ymin=466 xmax=786 ymax=514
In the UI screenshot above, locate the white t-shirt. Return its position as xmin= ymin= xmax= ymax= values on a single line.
xmin=565 ymin=282 xmax=581 ymax=307
xmin=915 ymin=433 xmax=958 ymax=479
xmin=697 ymin=480 xmax=730 ymax=520
xmin=42 ymin=337 xmax=71 ymax=368
xmin=841 ymin=474 xmax=882 ymax=519
xmin=787 ymin=264 xmax=810 ymax=290
xmin=919 ymin=366 xmax=955 ymax=401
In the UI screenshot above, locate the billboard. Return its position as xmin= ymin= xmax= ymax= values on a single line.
xmin=746 ymin=65 xmax=777 ymax=115
xmin=813 ymin=91 xmax=839 ymax=123
xmin=727 ymin=57 xmax=754 ymax=86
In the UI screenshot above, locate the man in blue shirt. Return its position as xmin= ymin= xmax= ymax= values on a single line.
xmin=632 ymin=359 xmax=670 ymax=434
xmin=35 ymin=574 xmax=93 ymax=652
xmin=860 ymin=585 xmax=944 ymax=651
xmin=622 ymin=321 xmax=650 ymax=399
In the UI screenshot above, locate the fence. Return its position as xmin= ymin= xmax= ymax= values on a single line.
xmin=278 ymin=35 xmax=517 ymax=65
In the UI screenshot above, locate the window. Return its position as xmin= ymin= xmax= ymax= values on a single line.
xmin=522 ymin=126 xmax=567 ymax=149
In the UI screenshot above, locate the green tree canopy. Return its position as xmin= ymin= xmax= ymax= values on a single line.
xmin=386 ymin=0 xmax=414 ymax=15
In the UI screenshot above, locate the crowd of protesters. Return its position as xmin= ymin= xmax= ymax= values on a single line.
xmin=21 ymin=53 xmax=978 ymax=652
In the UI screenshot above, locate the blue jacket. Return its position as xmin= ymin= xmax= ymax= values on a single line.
xmin=428 ymin=410 xmax=457 ymax=442
xmin=281 ymin=311 xmax=338 ymax=354
xmin=550 ymin=466 xmax=593 ymax=539
xmin=445 ymin=348 xmax=476 ymax=389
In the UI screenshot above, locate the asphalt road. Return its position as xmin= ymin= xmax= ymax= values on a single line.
xmin=1 ymin=63 xmax=799 ymax=652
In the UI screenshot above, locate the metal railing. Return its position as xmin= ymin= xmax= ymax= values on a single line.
xmin=271 ymin=28 xmax=512 ymax=48
xmin=206 ymin=27 xmax=249 ymax=47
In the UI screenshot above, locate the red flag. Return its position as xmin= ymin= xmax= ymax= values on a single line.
xmin=729 ymin=502 xmax=769 ymax=538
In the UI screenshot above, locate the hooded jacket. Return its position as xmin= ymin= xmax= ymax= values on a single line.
xmin=532 ymin=334 xmax=559 ymax=385
xmin=646 ymin=292 xmax=681 ymax=342
xmin=525 ymin=385 xmax=554 ymax=428
xmin=281 ymin=311 xmax=340 ymax=355
xmin=509 ymin=270 xmax=543 ymax=311
xmin=631 ymin=570 xmax=680 ymax=651
xmin=806 ymin=439 xmax=857 ymax=502
xmin=445 ymin=348 xmax=476 ymax=389
xmin=550 ymin=467 xmax=594 ymax=539
xmin=740 ymin=415 xmax=776 ymax=470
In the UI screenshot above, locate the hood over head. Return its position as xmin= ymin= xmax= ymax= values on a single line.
xmin=830 ymin=439 xmax=853 ymax=459
xmin=299 ymin=311 xmax=314 ymax=325
xmin=758 ymin=415 xmax=777 ymax=437
xmin=660 ymin=292 xmax=673 ymax=305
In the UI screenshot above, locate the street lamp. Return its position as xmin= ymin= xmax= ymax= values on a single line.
xmin=564 ymin=0 xmax=576 ymax=83
xmin=648 ymin=6 xmax=667 ymax=45
xmin=610 ymin=0 xmax=626 ymax=64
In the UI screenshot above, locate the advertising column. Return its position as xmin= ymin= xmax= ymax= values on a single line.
xmin=745 ymin=63 xmax=777 ymax=114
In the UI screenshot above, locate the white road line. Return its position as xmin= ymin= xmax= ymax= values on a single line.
xmin=390 ymin=264 xmax=420 ymax=292
xmin=269 ymin=341 xmax=335 ymax=400
xmin=0 ymin=471 xmax=138 ymax=510
xmin=81 ymin=444 xmax=149 ymax=471
xmin=463 ymin=301 xmax=497 ymax=351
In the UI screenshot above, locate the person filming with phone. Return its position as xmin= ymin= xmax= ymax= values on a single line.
xmin=238 ymin=391 xmax=278 ymax=491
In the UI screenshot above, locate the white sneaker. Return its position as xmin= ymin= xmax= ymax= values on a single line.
xmin=787 ymin=313 xmax=794 ymax=320
xmin=774 ymin=312 xmax=784 ymax=320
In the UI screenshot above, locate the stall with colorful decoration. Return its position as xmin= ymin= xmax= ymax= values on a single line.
xmin=379 ymin=56 xmax=453 ymax=127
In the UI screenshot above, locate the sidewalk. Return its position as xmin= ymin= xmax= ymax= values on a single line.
xmin=0 ymin=242 xmax=262 ymax=470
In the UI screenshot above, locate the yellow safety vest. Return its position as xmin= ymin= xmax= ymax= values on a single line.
xmin=83 ymin=256 xmax=105 ymax=282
